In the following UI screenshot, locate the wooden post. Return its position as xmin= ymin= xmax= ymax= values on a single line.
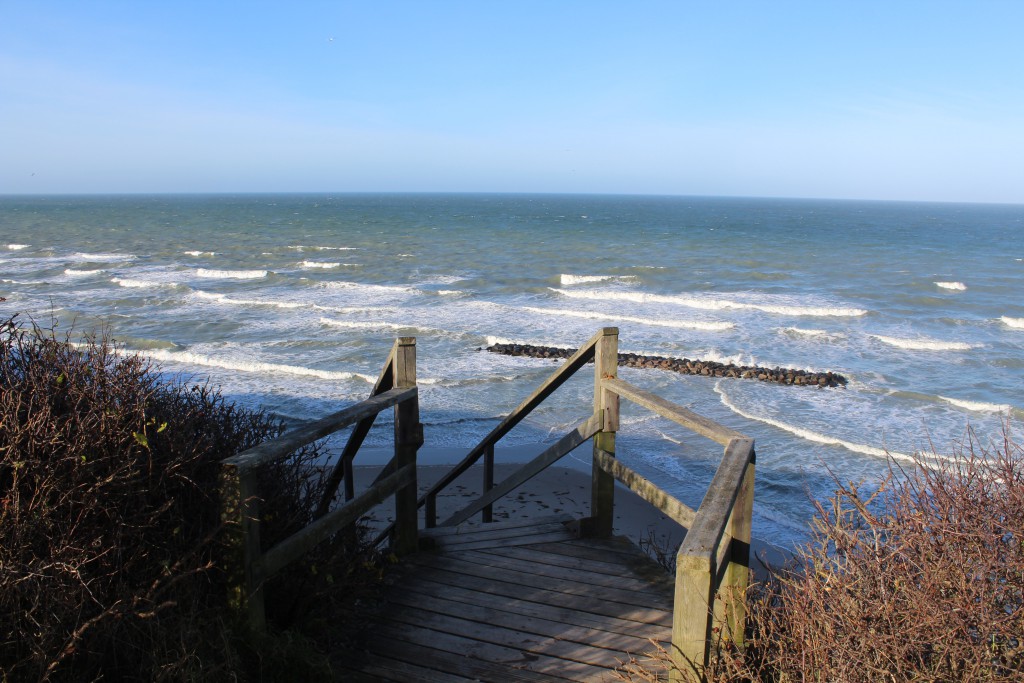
xmin=718 ymin=453 xmax=755 ymax=646
xmin=391 ymin=337 xmax=420 ymax=556
xmin=425 ymin=492 xmax=437 ymax=529
xmin=220 ymin=462 xmax=266 ymax=631
xmin=590 ymin=327 xmax=619 ymax=537
xmin=671 ymin=553 xmax=715 ymax=682
xmin=482 ymin=443 xmax=495 ymax=523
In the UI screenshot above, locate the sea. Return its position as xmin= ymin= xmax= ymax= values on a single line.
xmin=2 ymin=193 xmax=1022 ymax=551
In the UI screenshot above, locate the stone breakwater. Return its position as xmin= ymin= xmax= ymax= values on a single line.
xmin=484 ymin=343 xmax=847 ymax=388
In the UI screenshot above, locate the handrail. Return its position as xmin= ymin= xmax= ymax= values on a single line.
xmin=419 ymin=327 xmax=613 ymax=527
xmin=440 ymin=412 xmax=603 ymax=527
xmin=592 ymin=447 xmax=697 ymax=528
xmin=219 ymin=337 xmax=421 ymax=631
xmin=429 ymin=328 xmax=755 ymax=682
xmin=603 ymin=377 xmax=745 ymax=446
xmin=672 ymin=437 xmax=755 ymax=682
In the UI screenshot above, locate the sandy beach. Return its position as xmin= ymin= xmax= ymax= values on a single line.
xmin=351 ymin=446 xmax=788 ymax=578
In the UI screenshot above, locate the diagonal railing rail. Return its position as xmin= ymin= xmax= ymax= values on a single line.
xmin=219 ymin=338 xmax=422 ymax=631
xmin=425 ymin=328 xmax=755 ymax=682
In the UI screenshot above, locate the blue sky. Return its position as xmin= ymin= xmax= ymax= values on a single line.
xmin=2 ymin=1 xmax=1023 ymax=202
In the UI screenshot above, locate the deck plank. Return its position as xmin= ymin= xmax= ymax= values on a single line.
xmin=351 ymin=515 xmax=672 ymax=681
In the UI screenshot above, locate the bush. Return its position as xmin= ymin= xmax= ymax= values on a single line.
xmin=0 ymin=317 xmax=377 ymax=682
xmin=618 ymin=427 xmax=1024 ymax=682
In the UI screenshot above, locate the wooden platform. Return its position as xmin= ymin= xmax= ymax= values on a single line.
xmin=342 ymin=514 xmax=674 ymax=682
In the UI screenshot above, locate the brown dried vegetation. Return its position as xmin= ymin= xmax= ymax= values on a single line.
xmin=620 ymin=428 xmax=1024 ymax=682
xmin=0 ymin=317 xmax=378 ymax=682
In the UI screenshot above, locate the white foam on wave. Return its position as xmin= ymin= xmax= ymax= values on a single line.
xmin=322 ymin=281 xmax=421 ymax=296
xmin=65 ymin=268 xmax=104 ymax=277
xmin=935 ymin=281 xmax=967 ymax=291
xmin=939 ymin=396 xmax=1014 ymax=414
xmin=195 ymin=291 xmax=304 ymax=309
xmin=7 ymin=244 xmax=30 ymax=250
xmin=196 ymin=268 xmax=267 ymax=279
xmin=520 ymin=306 xmax=733 ymax=331
xmin=289 ymin=245 xmax=358 ymax=251
xmin=781 ymin=327 xmax=827 ymax=337
xmin=551 ymin=287 xmax=867 ymax=317
xmin=319 ymin=317 xmax=441 ymax=335
xmin=714 ymin=382 xmax=919 ymax=463
xmin=560 ymin=274 xmax=616 ymax=285
xmin=1001 ymin=316 xmax=1024 ymax=329
xmin=301 ymin=260 xmax=340 ymax=269
xmin=871 ymin=334 xmax=976 ymax=351
xmin=139 ymin=347 xmax=375 ymax=383
xmin=437 ymin=290 xmax=467 ymax=297
xmin=184 ymin=250 xmax=216 ymax=257
xmin=71 ymin=252 xmax=135 ymax=262
xmin=111 ymin=277 xmax=178 ymax=289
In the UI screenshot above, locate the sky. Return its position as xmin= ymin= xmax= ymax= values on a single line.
xmin=2 ymin=1 xmax=1023 ymax=203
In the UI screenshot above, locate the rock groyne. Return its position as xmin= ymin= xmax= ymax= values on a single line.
xmin=484 ymin=342 xmax=847 ymax=388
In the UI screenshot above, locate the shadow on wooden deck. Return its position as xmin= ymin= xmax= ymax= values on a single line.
xmin=340 ymin=514 xmax=673 ymax=682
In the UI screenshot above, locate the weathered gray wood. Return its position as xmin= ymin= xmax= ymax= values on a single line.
xmin=384 ymin=591 xmax=658 ymax=654
xmin=317 ymin=344 xmax=396 ymax=516
xmin=427 ymin=519 xmax=573 ymax=546
xmin=342 ymin=652 xmax=483 ymax=683
xmin=219 ymin=463 xmax=265 ymax=630
xmin=223 ymin=386 xmax=417 ymax=472
xmin=426 ymin=530 xmax=575 ymax=553
xmin=439 ymin=413 xmax=602 ymax=527
xmin=259 ymin=463 xmax=415 ymax=579
xmin=483 ymin=544 xmax=661 ymax=581
xmin=719 ymin=457 xmax=754 ymax=646
xmin=434 ymin=552 xmax=673 ymax=611
xmin=603 ymin=377 xmax=746 ymax=446
xmin=377 ymin=604 xmax=640 ymax=670
xmin=671 ymin=552 xmax=715 ymax=682
xmin=364 ymin=625 xmax=582 ymax=681
xmin=593 ymin=447 xmax=697 ymax=529
xmin=392 ymin=337 xmax=420 ymax=556
xmin=405 ymin=554 xmax=674 ymax=623
xmin=422 ymin=512 xmax=575 ymax=537
xmin=672 ymin=437 xmax=755 ymax=681
xmin=676 ymin=438 xmax=754 ymax=563
xmin=401 ymin=577 xmax=671 ymax=641
xmin=483 ymin=442 xmax=495 ymax=523
xmin=417 ymin=327 xmax=608 ymax=513
xmin=590 ymin=328 xmax=619 ymax=538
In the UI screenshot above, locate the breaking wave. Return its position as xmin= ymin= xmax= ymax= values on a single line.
xmin=714 ymin=383 xmax=918 ymax=462
xmin=196 ymin=268 xmax=268 ymax=279
xmin=935 ymin=281 xmax=967 ymax=291
xmin=1001 ymin=316 xmax=1024 ymax=329
xmin=111 ymin=277 xmax=178 ymax=289
xmin=6 ymin=244 xmax=29 ymax=250
xmin=138 ymin=347 xmax=375 ymax=383
xmin=939 ymin=396 xmax=1014 ymax=414
xmin=872 ymin=335 xmax=976 ymax=351
xmin=551 ymin=288 xmax=867 ymax=317
xmin=301 ymin=260 xmax=340 ymax=269
xmin=520 ymin=306 xmax=733 ymax=331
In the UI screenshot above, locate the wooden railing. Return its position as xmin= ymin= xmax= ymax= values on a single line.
xmin=422 ymin=328 xmax=755 ymax=681
xmin=219 ymin=338 xmax=422 ymax=630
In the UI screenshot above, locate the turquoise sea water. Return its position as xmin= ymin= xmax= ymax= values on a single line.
xmin=2 ymin=193 xmax=1022 ymax=549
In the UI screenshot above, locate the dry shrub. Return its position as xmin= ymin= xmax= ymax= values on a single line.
xmin=0 ymin=316 xmax=380 ymax=682
xmin=619 ymin=427 xmax=1024 ymax=682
